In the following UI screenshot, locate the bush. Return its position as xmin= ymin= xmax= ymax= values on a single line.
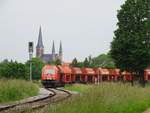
xmin=0 ymin=60 xmax=28 ymax=79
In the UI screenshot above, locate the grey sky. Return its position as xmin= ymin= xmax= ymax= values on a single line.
xmin=0 ymin=0 xmax=125 ymax=62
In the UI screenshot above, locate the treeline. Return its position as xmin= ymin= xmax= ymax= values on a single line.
xmin=70 ymin=53 xmax=116 ymax=69
xmin=0 ymin=60 xmax=28 ymax=79
xmin=0 ymin=53 xmax=115 ymax=80
xmin=0 ymin=58 xmax=44 ymax=79
xmin=0 ymin=58 xmax=63 ymax=80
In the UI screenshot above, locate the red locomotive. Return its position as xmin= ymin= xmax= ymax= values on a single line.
xmin=41 ymin=64 xmax=150 ymax=87
xmin=41 ymin=65 xmax=63 ymax=87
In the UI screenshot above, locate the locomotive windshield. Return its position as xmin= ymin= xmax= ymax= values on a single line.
xmin=44 ymin=69 xmax=55 ymax=75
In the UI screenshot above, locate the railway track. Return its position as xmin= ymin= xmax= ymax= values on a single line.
xmin=0 ymin=88 xmax=71 ymax=113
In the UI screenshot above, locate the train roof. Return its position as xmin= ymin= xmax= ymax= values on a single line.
xmin=58 ymin=65 xmax=72 ymax=74
xmin=81 ymin=68 xmax=95 ymax=75
xmin=71 ymin=67 xmax=82 ymax=74
xmin=109 ymin=69 xmax=120 ymax=76
xmin=42 ymin=65 xmax=58 ymax=71
xmin=96 ymin=68 xmax=110 ymax=75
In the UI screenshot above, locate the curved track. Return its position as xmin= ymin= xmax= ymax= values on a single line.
xmin=0 ymin=88 xmax=71 ymax=113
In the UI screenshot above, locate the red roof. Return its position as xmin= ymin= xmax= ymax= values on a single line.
xmin=58 ymin=65 xmax=72 ymax=74
xmin=42 ymin=65 xmax=58 ymax=72
xmin=96 ymin=68 xmax=110 ymax=75
xmin=71 ymin=67 xmax=82 ymax=74
xmin=109 ymin=69 xmax=120 ymax=76
xmin=82 ymin=68 xmax=95 ymax=75
xmin=144 ymin=69 xmax=150 ymax=75
xmin=122 ymin=71 xmax=131 ymax=75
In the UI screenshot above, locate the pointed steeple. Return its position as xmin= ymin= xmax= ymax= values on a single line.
xmin=52 ymin=40 xmax=56 ymax=61
xmin=59 ymin=41 xmax=63 ymax=62
xmin=36 ymin=26 xmax=44 ymax=48
xmin=52 ymin=40 xmax=55 ymax=54
xmin=59 ymin=41 xmax=62 ymax=55
xmin=36 ymin=26 xmax=44 ymax=58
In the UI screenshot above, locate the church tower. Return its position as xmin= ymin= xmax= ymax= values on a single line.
xmin=59 ymin=41 xmax=63 ymax=62
xmin=52 ymin=40 xmax=56 ymax=61
xmin=36 ymin=26 xmax=44 ymax=58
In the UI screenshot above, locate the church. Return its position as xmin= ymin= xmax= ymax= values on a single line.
xmin=36 ymin=27 xmax=63 ymax=63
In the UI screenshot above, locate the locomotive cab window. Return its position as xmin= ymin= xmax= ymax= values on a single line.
xmin=44 ymin=69 xmax=55 ymax=75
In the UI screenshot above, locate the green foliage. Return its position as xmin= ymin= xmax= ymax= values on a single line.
xmin=71 ymin=58 xmax=78 ymax=67
xmin=0 ymin=79 xmax=38 ymax=103
xmin=83 ymin=57 xmax=90 ymax=67
xmin=47 ymin=59 xmax=62 ymax=66
xmin=26 ymin=58 xmax=45 ymax=80
xmin=70 ymin=58 xmax=84 ymax=68
xmin=110 ymin=0 xmax=150 ymax=73
xmin=0 ymin=60 xmax=28 ymax=79
xmin=70 ymin=54 xmax=115 ymax=68
xmin=92 ymin=53 xmax=116 ymax=68
xmin=40 ymin=83 xmax=150 ymax=113
xmin=55 ymin=59 xmax=62 ymax=65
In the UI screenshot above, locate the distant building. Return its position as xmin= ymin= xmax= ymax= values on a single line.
xmin=36 ymin=26 xmax=63 ymax=63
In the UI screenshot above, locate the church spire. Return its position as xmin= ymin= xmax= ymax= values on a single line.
xmin=59 ymin=41 xmax=63 ymax=62
xmin=52 ymin=40 xmax=55 ymax=54
xmin=36 ymin=26 xmax=44 ymax=58
xmin=52 ymin=40 xmax=56 ymax=61
xmin=36 ymin=26 xmax=44 ymax=48
xmin=59 ymin=41 xmax=62 ymax=55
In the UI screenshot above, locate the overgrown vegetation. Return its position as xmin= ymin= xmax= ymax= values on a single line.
xmin=39 ymin=83 xmax=150 ymax=113
xmin=64 ymin=84 xmax=92 ymax=92
xmin=0 ymin=60 xmax=28 ymax=79
xmin=0 ymin=58 xmax=45 ymax=80
xmin=71 ymin=53 xmax=115 ymax=68
xmin=0 ymin=79 xmax=39 ymax=103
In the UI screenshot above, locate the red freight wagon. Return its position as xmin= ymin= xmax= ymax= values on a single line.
xmin=95 ymin=68 xmax=102 ymax=83
xmin=58 ymin=65 xmax=72 ymax=83
xmin=81 ymin=68 xmax=95 ymax=83
xmin=109 ymin=69 xmax=120 ymax=81
xmin=97 ymin=68 xmax=110 ymax=81
xmin=122 ymin=71 xmax=132 ymax=81
xmin=71 ymin=67 xmax=82 ymax=83
xmin=144 ymin=69 xmax=150 ymax=81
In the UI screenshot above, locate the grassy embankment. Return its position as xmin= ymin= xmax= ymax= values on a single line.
xmin=64 ymin=84 xmax=92 ymax=92
xmin=39 ymin=83 xmax=150 ymax=113
xmin=0 ymin=79 xmax=39 ymax=103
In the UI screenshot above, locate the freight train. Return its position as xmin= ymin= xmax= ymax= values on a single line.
xmin=41 ymin=64 xmax=150 ymax=87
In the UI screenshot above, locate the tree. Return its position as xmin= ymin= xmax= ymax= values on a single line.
xmin=71 ymin=58 xmax=78 ymax=67
xmin=83 ymin=57 xmax=90 ymax=67
xmin=0 ymin=60 xmax=28 ymax=79
xmin=110 ymin=0 xmax=150 ymax=86
xmin=92 ymin=53 xmax=116 ymax=68
xmin=26 ymin=58 xmax=45 ymax=80
xmin=55 ymin=59 xmax=62 ymax=65
xmin=47 ymin=59 xmax=62 ymax=66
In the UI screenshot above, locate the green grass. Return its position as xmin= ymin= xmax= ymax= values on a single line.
xmin=40 ymin=83 xmax=150 ymax=113
xmin=64 ymin=84 xmax=92 ymax=92
xmin=0 ymin=79 xmax=39 ymax=103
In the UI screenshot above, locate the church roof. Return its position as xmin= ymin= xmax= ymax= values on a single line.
xmin=41 ymin=54 xmax=52 ymax=62
xmin=41 ymin=54 xmax=58 ymax=62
